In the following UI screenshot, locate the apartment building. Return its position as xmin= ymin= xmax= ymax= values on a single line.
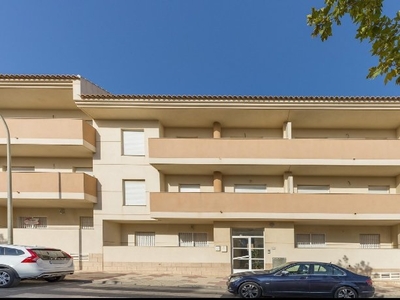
xmin=0 ymin=74 xmax=400 ymax=277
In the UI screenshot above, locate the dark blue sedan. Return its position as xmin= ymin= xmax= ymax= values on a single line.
xmin=227 ymin=261 xmax=375 ymax=298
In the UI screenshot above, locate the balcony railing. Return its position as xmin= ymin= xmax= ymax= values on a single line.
xmin=0 ymin=118 xmax=96 ymax=157
xmin=149 ymin=138 xmax=400 ymax=160
xmin=0 ymin=172 xmax=97 ymax=206
xmin=150 ymin=192 xmax=400 ymax=221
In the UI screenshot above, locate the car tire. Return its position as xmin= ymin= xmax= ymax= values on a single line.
xmin=44 ymin=275 xmax=66 ymax=282
xmin=238 ymin=281 xmax=262 ymax=298
xmin=334 ymin=286 xmax=357 ymax=298
xmin=0 ymin=268 xmax=20 ymax=288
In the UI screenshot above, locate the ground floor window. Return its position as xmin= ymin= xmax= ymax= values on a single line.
xmin=360 ymin=234 xmax=380 ymax=248
xmin=295 ymin=233 xmax=326 ymax=248
xmin=135 ymin=232 xmax=155 ymax=246
xmin=80 ymin=217 xmax=94 ymax=229
xmin=179 ymin=232 xmax=207 ymax=247
xmin=18 ymin=217 xmax=47 ymax=228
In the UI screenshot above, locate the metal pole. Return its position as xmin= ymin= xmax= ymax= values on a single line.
xmin=0 ymin=115 xmax=12 ymax=244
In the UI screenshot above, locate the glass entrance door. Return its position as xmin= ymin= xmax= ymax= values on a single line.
xmin=232 ymin=228 xmax=264 ymax=273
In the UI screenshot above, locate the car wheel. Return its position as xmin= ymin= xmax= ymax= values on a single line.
xmin=0 ymin=269 xmax=19 ymax=288
xmin=334 ymin=286 xmax=357 ymax=298
xmin=238 ymin=281 xmax=262 ymax=298
xmin=44 ymin=275 xmax=66 ymax=282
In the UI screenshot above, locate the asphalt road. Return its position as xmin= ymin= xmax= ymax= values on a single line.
xmin=0 ymin=280 xmax=233 ymax=298
xmin=0 ymin=277 xmax=399 ymax=298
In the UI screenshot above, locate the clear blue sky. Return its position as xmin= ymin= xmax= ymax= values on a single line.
xmin=1 ymin=0 xmax=399 ymax=96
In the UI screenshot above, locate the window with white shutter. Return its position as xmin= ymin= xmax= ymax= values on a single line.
xmin=135 ymin=232 xmax=155 ymax=246
xmin=179 ymin=184 xmax=200 ymax=192
xmin=297 ymin=185 xmax=330 ymax=193
xmin=234 ymin=184 xmax=267 ymax=193
xmin=368 ymin=186 xmax=389 ymax=194
xmin=124 ymin=180 xmax=146 ymax=206
xmin=122 ymin=130 xmax=145 ymax=156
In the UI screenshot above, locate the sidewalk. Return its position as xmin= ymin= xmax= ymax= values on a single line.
xmin=68 ymin=271 xmax=400 ymax=297
xmin=69 ymin=271 xmax=227 ymax=290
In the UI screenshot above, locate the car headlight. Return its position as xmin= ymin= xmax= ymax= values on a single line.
xmin=229 ymin=276 xmax=243 ymax=283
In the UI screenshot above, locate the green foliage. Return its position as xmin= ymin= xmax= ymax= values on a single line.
xmin=307 ymin=0 xmax=400 ymax=85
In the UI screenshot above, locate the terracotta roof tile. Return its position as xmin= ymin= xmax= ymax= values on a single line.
xmin=0 ymin=74 xmax=81 ymax=80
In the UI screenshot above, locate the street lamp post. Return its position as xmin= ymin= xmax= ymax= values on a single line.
xmin=0 ymin=115 xmax=12 ymax=244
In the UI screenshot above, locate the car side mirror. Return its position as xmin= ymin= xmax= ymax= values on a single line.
xmin=281 ymin=270 xmax=289 ymax=276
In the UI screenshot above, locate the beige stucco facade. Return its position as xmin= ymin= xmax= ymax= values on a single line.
xmin=0 ymin=74 xmax=400 ymax=278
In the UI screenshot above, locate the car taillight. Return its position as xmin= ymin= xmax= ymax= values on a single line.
xmin=21 ymin=249 xmax=40 ymax=263
xmin=366 ymin=278 xmax=373 ymax=286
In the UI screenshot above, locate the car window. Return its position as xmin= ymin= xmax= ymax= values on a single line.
xmin=283 ymin=263 xmax=310 ymax=275
xmin=0 ymin=247 xmax=24 ymax=256
xmin=312 ymin=264 xmax=346 ymax=276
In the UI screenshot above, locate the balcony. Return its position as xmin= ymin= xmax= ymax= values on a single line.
xmin=150 ymin=192 xmax=400 ymax=224
xmin=0 ymin=118 xmax=96 ymax=157
xmin=0 ymin=172 xmax=97 ymax=208
xmin=148 ymin=138 xmax=400 ymax=176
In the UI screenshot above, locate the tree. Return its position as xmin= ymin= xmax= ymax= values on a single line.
xmin=307 ymin=0 xmax=400 ymax=85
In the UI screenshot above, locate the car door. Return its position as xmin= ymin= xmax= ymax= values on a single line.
xmin=268 ymin=263 xmax=311 ymax=297
xmin=307 ymin=263 xmax=344 ymax=297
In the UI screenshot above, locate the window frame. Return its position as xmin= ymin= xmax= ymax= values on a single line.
xmin=295 ymin=233 xmax=326 ymax=248
xmin=135 ymin=232 xmax=155 ymax=247
xmin=179 ymin=232 xmax=208 ymax=247
xmin=122 ymin=129 xmax=145 ymax=156
xmin=360 ymin=234 xmax=380 ymax=249
xmin=18 ymin=217 xmax=47 ymax=229
xmin=80 ymin=216 xmax=94 ymax=229
xmin=124 ymin=180 xmax=146 ymax=206
xmin=179 ymin=184 xmax=201 ymax=193
xmin=234 ymin=184 xmax=267 ymax=193
xmin=297 ymin=185 xmax=330 ymax=194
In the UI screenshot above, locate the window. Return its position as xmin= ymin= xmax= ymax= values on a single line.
xmin=297 ymin=185 xmax=330 ymax=193
xmin=122 ymin=130 xmax=145 ymax=156
xmin=74 ymin=167 xmax=93 ymax=174
xmin=80 ymin=217 xmax=94 ymax=229
xmin=18 ymin=217 xmax=47 ymax=229
xmin=282 ymin=263 xmax=310 ymax=275
xmin=179 ymin=233 xmax=207 ymax=247
xmin=135 ymin=232 xmax=155 ymax=246
xmin=124 ymin=180 xmax=146 ymax=206
xmin=3 ymin=166 xmax=35 ymax=172
xmin=295 ymin=234 xmax=326 ymax=248
xmin=360 ymin=234 xmax=380 ymax=248
xmin=0 ymin=247 xmax=24 ymax=256
xmin=179 ymin=184 xmax=200 ymax=192
xmin=312 ymin=264 xmax=346 ymax=276
xmin=234 ymin=184 xmax=267 ymax=193
xmin=368 ymin=186 xmax=389 ymax=194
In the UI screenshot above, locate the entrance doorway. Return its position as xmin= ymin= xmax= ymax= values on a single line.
xmin=231 ymin=228 xmax=264 ymax=273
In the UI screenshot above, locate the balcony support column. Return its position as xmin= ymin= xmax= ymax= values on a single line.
xmin=283 ymin=122 xmax=292 ymax=139
xmin=213 ymin=171 xmax=223 ymax=192
xmin=396 ymin=175 xmax=400 ymax=193
xmin=284 ymin=172 xmax=293 ymax=193
xmin=213 ymin=122 xmax=221 ymax=138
